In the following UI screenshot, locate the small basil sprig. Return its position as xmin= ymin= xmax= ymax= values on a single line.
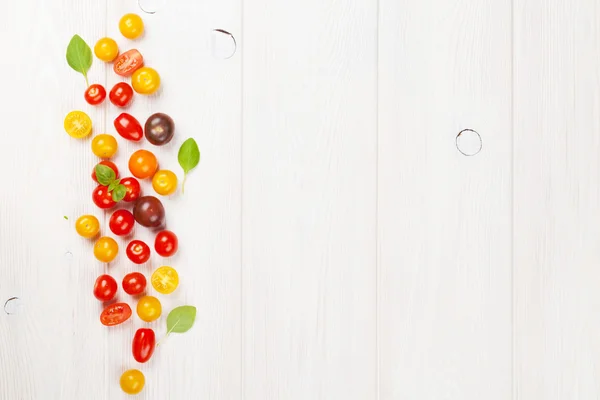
xmin=178 ymin=138 xmax=200 ymax=194
xmin=66 ymin=35 xmax=93 ymax=87
xmin=95 ymin=164 xmax=127 ymax=202
xmin=157 ymin=306 xmax=197 ymax=346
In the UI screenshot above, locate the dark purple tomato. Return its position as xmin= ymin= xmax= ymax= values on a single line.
xmin=133 ymin=196 xmax=165 ymax=228
xmin=144 ymin=113 xmax=174 ymax=146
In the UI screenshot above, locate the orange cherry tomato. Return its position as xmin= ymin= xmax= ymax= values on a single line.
xmin=128 ymin=149 xmax=158 ymax=179
xmin=113 ymin=49 xmax=144 ymax=77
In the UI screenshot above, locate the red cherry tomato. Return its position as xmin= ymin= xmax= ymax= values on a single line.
xmin=113 ymin=49 xmax=144 ymax=77
xmin=122 ymin=272 xmax=147 ymax=295
xmin=132 ymin=328 xmax=156 ymax=363
xmin=109 ymin=209 xmax=135 ymax=236
xmin=154 ymin=230 xmax=178 ymax=257
xmin=93 ymin=185 xmax=116 ymax=209
xmin=114 ymin=113 xmax=143 ymax=141
xmin=93 ymin=274 xmax=118 ymax=302
xmin=126 ymin=240 xmax=151 ymax=264
xmin=109 ymin=82 xmax=134 ymax=107
xmin=85 ymin=84 xmax=107 ymax=105
xmin=121 ymin=177 xmax=141 ymax=202
xmin=92 ymin=161 xmax=119 ymax=183
xmin=100 ymin=302 xmax=132 ymax=326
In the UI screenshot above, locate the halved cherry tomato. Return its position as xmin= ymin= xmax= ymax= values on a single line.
xmin=132 ymin=328 xmax=155 ymax=363
xmin=85 ymin=84 xmax=106 ymax=105
xmin=93 ymin=274 xmax=118 ymax=302
xmin=100 ymin=302 xmax=132 ymax=326
xmin=151 ymin=266 xmax=179 ymax=294
xmin=92 ymin=185 xmax=117 ymax=209
xmin=122 ymin=272 xmax=147 ymax=295
xmin=113 ymin=49 xmax=144 ymax=77
xmin=129 ymin=150 xmax=158 ymax=179
xmin=109 ymin=82 xmax=134 ymax=107
xmin=109 ymin=209 xmax=135 ymax=236
xmin=121 ymin=177 xmax=141 ymax=202
xmin=154 ymin=230 xmax=178 ymax=257
xmin=64 ymin=111 xmax=92 ymax=139
xmin=114 ymin=113 xmax=143 ymax=141
xmin=126 ymin=240 xmax=151 ymax=264
xmin=92 ymin=161 xmax=119 ymax=183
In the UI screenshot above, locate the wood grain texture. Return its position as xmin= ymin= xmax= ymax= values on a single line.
xmin=514 ymin=1 xmax=600 ymax=399
xmin=377 ymin=0 xmax=513 ymax=399
xmin=241 ymin=0 xmax=378 ymax=398
xmin=0 ymin=0 xmax=108 ymax=399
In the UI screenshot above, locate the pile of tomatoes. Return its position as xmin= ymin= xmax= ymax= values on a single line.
xmin=67 ymin=13 xmax=183 ymax=396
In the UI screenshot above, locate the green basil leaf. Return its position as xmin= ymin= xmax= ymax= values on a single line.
xmin=63 ymin=216 xmax=68 ymax=220
xmin=178 ymin=138 xmax=200 ymax=175
xmin=66 ymin=35 xmax=92 ymax=86
xmin=166 ymin=306 xmax=197 ymax=334
xmin=95 ymin=164 xmax=116 ymax=186
xmin=111 ymin=184 xmax=127 ymax=202
xmin=108 ymin=179 xmax=121 ymax=192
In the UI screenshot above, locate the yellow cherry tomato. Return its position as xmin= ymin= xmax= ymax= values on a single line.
xmin=94 ymin=37 xmax=119 ymax=62
xmin=64 ymin=111 xmax=92 ymax=139
xmin=137 ymin=295 xmax=162 ymax=322
xmin=152 ymin=170 xmax=178 ymax=196
xmin=132 ymin=67 xmax=160 ymax=95
xmin=120 ymin=369 xmax=145 ymax=395
xmin=151 ymin=266 xmax=179 ymax=294
xmin=94 ymin=236 xmax=118 ymax=263
xmin=91 ymin=134 xmax=118 ymax=158
xmin=75 ymin=215 xmax=100 ymax=238
xmin=119 ymin=13 xmax=144 ymax=40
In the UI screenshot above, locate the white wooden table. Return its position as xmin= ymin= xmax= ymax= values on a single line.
xmin=1 ymin=0 xmax=598 ymax=399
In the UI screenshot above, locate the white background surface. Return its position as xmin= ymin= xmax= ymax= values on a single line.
xmin=0 ymin=0 xmax=597 ymax=399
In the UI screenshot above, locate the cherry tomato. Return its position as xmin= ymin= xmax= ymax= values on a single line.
xmin=119 ymin=14 xmax=144 ymax=40
xmin=114 ymin=113 xmax=143 ymax=141
xmin=75 ymin=215 xmax=100 ymax=238
xmin=126 ymin=240 xmax=151 ymax=264
xmin=128 ymin=150 xmax=158 ymax=179
xmin=151 ymin=266 xmax=179 ymax=295
xmin=132 ymin=67 xmax=160 ymax=95
xmin=136 ymin=295 xmax=161 ymax=322
xmin=94 ymin=37 xmax=119 ymax=62
xmin=109 ymin=82 xmax=134 ymax=107
xmin=132 ymin=328 xmax=155 ymax=363
xmin=113 ymin=49 xmax=144 ymax=77
xmin=152 ymin=170 xmax=178 ymax=196
xmin=154 ymin=230 xmax=178 ymax=257
xmin=94 ymin=236 xmax=119 ymax=263
xmin=93 ymin=274 xmax=118 ymax=302
xmin=122 ymin=272 xmax=147 ymax=295
xmin=133 ymin=196 xmax=165 ymax=228
xmin=145 ymin=113 xmax=175 ymax=146
xmin=92 ymin=185 xmax=117 ymax=209
xmin=84 ymin=84 xmax=106 ymax=105
xmin=64 ymin=110 xmax=92 ymax=139
xmin=100 ymin=302 xmax=132 ymax=326
xmin=120 ymin=369 xmax=145 ymax=395
xmin=121 ymin=177 xmax=141 ymax=202
xmin=91 ymin=134 xmax=118 ymax=158
xmin=92 ymin=161 xmax=119 ymax=183
xmin=109 ymin=209 xmax=135 ymax=236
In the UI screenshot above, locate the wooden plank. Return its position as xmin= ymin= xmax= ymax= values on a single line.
xmin=514 ymin=1 xmax=600 ymax=398
xmin=377 ymin=0 xmax=513 ymax=398
xmin=241 ymin=0 xmax=378 ymax=398
xmin=0 ymin=0 xmax=108 ymax=399
xmin=103 ymin=1 xmax=242 ymax=399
